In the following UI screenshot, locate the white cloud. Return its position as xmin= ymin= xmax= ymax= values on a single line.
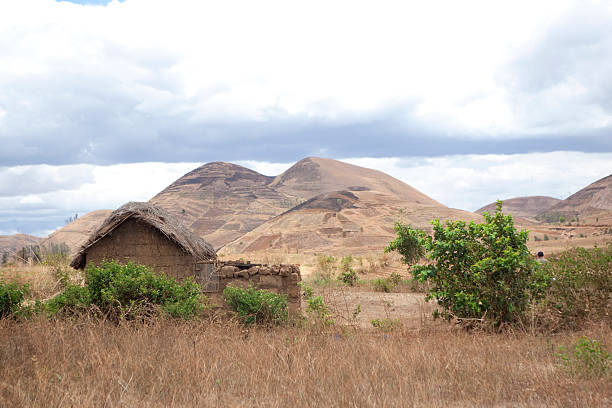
xmin=19 ymin=195 xmax=44 ymax=205
xmin=0 ymin=161 xmax=199 ymax=236
xmin=343 ymin=152 xmax=612 ymax=210
xmin=234 ymin=160 xmax=293 ymax=177
xmin=1 ymin=0 xmax=611 ymax=167
xmin=0 ymin=164 xmax=94 ymax=196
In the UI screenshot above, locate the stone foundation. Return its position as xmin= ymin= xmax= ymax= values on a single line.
xmin=195 ymin=261 xmax=302 ymax=310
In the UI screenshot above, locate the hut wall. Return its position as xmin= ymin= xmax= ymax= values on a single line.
xmin=84 ymin=218 xmax=195 ymax=280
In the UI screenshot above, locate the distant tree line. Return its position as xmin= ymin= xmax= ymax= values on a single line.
xmin=65 ymin=213 xmax=79 ymax=224
xmin=1 ymin=242 xmax=70 ymax=266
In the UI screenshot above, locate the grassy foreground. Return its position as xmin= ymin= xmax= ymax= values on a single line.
xmin=0 ymin=318 xmax=610 ymax=407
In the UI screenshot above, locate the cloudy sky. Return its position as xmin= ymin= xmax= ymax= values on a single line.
xmin=1 ymin=0 xmax=611 ymax=236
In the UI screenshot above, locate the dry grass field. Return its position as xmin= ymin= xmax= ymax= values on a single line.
xmin=1 ymin=258 xmax=610 ymax=407
xmin=0 ymin=318 xmax=610 ymax=407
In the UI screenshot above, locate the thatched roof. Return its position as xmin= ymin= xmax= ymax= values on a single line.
xmin=70 ymin=202 xmax=217 ymax=269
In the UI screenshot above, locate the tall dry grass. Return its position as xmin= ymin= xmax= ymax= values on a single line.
xmin=0 ymin=317 xmax=609 ymax=407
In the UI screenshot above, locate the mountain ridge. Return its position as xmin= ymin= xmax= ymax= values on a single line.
xmin=150 ymin=157 xmax=445 ymax=249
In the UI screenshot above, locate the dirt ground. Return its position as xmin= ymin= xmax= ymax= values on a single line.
xmin=320 ymin=287 xmax=437 ymax=329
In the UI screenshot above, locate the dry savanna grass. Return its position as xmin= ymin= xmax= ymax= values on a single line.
xmin=0 ymin=318 xmax=610 ymax=407
xmin=1 ymin=260 xmax=610 ymax=407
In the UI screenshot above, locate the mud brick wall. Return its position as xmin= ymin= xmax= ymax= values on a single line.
xmin=217 ymin=263 xmax=302 ymax=309
xmin=84 ymin=218 xmax=195 ymax=280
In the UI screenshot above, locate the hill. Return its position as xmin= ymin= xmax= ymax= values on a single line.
xmin=150 ymin=157 xmax=447 ymax=249
xmin=41 ymin=210 xmax=112 ymax=254
xmin=150 ymin=162 xmax=292 ymax=249
xmin=476 ymin=196 xmax=561 ymax=220
xmin=0 ymin=234 xmax=43 ymax=257
xmin=222 ymin=189 xmax=481 ymax=254
xmin=537 ymin=174 xmax=612 ymax=222
xmin=270 ymin=157 xmax=443 ymax=206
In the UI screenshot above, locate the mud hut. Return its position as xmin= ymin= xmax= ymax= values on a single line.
xmin=70 ymin=202 xmax=217 ymax=281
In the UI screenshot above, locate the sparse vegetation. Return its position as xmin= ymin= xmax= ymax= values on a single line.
xmin=557 ymin=336 xmax=610 ymax=379
xmin=300 ymin=282 xmax=334 ymax=327
xmin=534 ymin=244 xmax=612 ymax=330
xmin=371 ymin=272 xmax=404 ymax=293
xmin=1 ymin=248 xmax=611 ymax=406
xmin=0 ymin=318 xmax=608 ymax=406
xmin=337 ymin=268 xmax=358 ymax=286
xmin=370 ymin=317 xmax=401 ymax=331
xmin=337 ymin=255 xmax=358 ymax=286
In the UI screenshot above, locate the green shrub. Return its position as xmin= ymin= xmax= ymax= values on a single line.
xmin=372 ymin=277 xmax=391 ymax=293
xmin=387 ymin=201 xmax=541 ymax=328
xmin=317 ymin=254 xmax=336 ymax=274
xmin=311 ymin=272 xmax=334 ymax=287
xmin=371 ymin=318 xmax=401 ymax=332
xmin=371 ymin=273 xmax=404 ymax=293
xmin=84 ymin=261 xmax=204 ymax=320
xmin=557 ymin=337 xmax=610 ymax=379
xmin=299 ymin=282 xmax=334 ymax=326
xmin=537 ymin=245 xmax=612 ymax=329
xmin=385 ymin=223 xmax=425 ymax=266
xmin=45 ymin=284 xmax=91 ymax=316
xmin=340 ymin=255 xmax=353 ymax=270
xmin=223 ymin=284 xmax=288 ymax=325
xmin=388 ymin=272 xmax=402 ymax=286
xmin=338 ymin=268 xmax=358 ymax=286
xmin=0 ymin=280 xmax=29 ymax=318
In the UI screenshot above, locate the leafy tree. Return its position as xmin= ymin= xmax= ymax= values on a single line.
xmin=384 ymin=222 xmax=425 ymax=266
xmin=386 ymin=201 xmax=542 ymax=328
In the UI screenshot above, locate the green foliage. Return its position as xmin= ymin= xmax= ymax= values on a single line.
xmin=338 ymin=268 xmax=358 ymax=286
xmin=84 ymin=261 xmax=204 ymax=319
xmin=223 ymin=284 xmax=288 ymax=326
xmin=388 ymin=201 xmax=539 ymax=328
xmin=317 ymin=254 xmax=336 ymax=274
xmin=372 ymin=277 xmax=392 ymax=293
xmin=534 ymin=235 xmax=541 ymax=242
xmin=0 ymin=280 xmax=29 ymax=318
xmin=299 ymin=282 xmax=334 ymax=326
xmin=536 ymin=245 xmax=612 ymax=329
xmin=340 ymin=255 xmax=353 ymax=270
xmin=337 ymin=255 xmax=357 ymax=286
xmin=1 ymin=252 xmax=8 ymax=266
xmin=557 ymin=337 xmax=610 ymax=379
xmin=371 ymin=273 xmax=403 ymax=293
xmin=371 ymin=318 xmax=401 ymax=332
xmin=543 ymin=234 xmax=549 ymax=241
xmin=45 ymin=284 xmax=91 ymax=316
xmin=385 ymin=223 xmax=426 ymax=266
xmin=559 ymin=216 xmax=566 ymax=223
